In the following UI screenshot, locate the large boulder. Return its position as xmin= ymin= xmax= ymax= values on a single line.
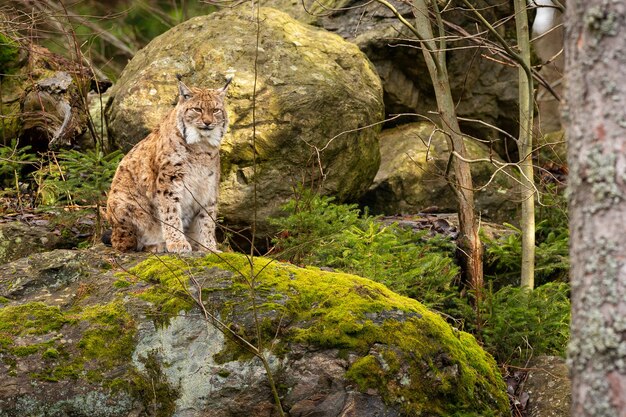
xmin=105 ymin=7 xmax=384 ymax=235
xmin=267 ymin=0 xmax=521 ymax=148
xmin=359 ymin=122 xmax=518 ymax=221
xmin=0 ymin=248 xmax=510 ymax=416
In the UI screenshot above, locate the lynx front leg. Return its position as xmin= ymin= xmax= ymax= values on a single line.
xmin=157 ymin=179 xmax=192 ymax=254
xmin=189 ymin=208 xmax=219 ymax=252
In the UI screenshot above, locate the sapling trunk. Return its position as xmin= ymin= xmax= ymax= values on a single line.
xmin=514 ymin=0 xmax=536 ymax=289
xmin=412 ymin=1 xmax=484 ymax=302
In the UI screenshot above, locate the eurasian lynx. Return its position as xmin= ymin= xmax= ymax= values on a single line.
xmin=106 ymin=78 xmax=231 ymax=253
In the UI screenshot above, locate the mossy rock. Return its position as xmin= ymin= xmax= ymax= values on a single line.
xmin=105 ymin=6 xmax=384 ymax=236
xmin=0 ymin=221 xmax=76 ymax=266
xmin=0 ymin=248 xmax=508 ymax=416
xmin=360 ymin=122 xmax=519 ymax=222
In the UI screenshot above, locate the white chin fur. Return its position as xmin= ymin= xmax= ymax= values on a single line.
xmin=185 ymin=126 xmax=223 ymax=147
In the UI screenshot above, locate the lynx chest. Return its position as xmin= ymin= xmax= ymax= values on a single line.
xmin=178 ymin=148 xmax=220 ymax=222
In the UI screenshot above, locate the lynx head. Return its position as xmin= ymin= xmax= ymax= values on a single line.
xmin=176 ymin=77 xmax=231 ymax=147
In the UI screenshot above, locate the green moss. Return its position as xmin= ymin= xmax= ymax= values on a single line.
xmin=77 ymin=301 xmax=136 ymax=368
xmin=0 ymin=300 xmax=136 ymax=384
xmin=123 ymin=256 xmax=196 ymax=326
xmin=13 ymin=344 xmax=42 ymax=356
xmin=0 ymin=33 xmax=20 ymax=75
xmin=0 ymin=302 xmax=71 ymax=337
xmin=147 ymin=252 xmax=509 ymax=415
xmin=113 ymin=278 xmax=132 ymax=288
xmin=42 ymin=347 xmax=60 ymax=359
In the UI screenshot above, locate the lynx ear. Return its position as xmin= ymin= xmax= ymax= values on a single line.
xmin=218 ymin=75 xmax=234 ymax=95
xmin=178 ymin=81 xmax=193 ymax=101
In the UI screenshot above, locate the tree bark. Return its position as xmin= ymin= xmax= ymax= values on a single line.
xmin=566 ymin=1 xmax=626 ymax=415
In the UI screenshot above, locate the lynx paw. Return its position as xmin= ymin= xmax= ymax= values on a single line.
xmin=166 ymin=240 xmax=192 ymax=253
xmin=196 ymin=239 xmax=221 ymax=253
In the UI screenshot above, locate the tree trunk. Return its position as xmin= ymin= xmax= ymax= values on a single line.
xmin=566 ymin=1 xmax=626 ymax=415
xmin=412 ymin=1 xmax=483 ymax=299
xmin=514 ymin=0 xmax=536 ymax=289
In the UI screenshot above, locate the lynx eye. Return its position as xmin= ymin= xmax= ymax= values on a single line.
xmin=190 ymin=107 xmax=202 ymax=113
xmin=213 ymin=109 xmax=222 ymax=115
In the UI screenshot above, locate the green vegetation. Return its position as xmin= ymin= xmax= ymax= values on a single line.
xmin=480 ymin=282 xmax=570 ymax=363
xmin=0 ymin=140 xmax=38 ymax=189
xmin=36 ymin=148 xmax=123 ymax=207
xmin=270 ymin=191 xmax=460 ymax=310
xmin=121 ymin=256 xmax=196 ymax=326
xmin=0 ymin=300 xmax=135 ymax=382
xmin=270 ymin=193 xmax=570 ymax=365
xmin=484 ymin=192 xmax=569 ymax=287
xmin=0 ymin=33 xmax=20 ymax=75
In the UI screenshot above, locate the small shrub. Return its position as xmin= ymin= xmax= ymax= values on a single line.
xmin=36 ymin=147 xmax=122 ymax=207
xmin=480 ymin=282 xmax=570 ymax=364
xmin=483 ymin=191 xmax=569 ymax=286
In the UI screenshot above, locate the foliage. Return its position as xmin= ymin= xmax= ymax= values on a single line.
xmin=36 ymin=148 xmax=122 ymax=207
xmin=4 ymin=1 xmax=216 ymax=79
xmin=483 ymin=191 xmax=569 ymax=287
xmin=269 ymin=191 xmax=362 ymax=263
xmin=270 ymin=191 xmax=460 ymax=310
xmin=271 ymin=191 xmax=570 ymax=365
xmin=0 ymin=140 xmax=39 ymax=188
xmin=479 ymin=282 xmax=570 ymax=364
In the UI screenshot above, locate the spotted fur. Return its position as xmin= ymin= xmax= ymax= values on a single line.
xmin=106 ymin=79 xmax=230 ymax=253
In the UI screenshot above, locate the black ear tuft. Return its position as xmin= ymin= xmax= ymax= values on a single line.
xmin=178 ymin=81 xmax=193 ymax=100
xmin=175 ymin=73 xmax=183 ymax=82
xmin=219 ymin=74 xmax=234 ymax=94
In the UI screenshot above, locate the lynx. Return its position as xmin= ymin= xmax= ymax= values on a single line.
xmin=106 ymin=77 xmax=231 ymax=253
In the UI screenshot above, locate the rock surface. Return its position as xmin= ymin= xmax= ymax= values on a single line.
xmin=359 ymin=122 xmax=518 ymax=221
xmin=523 ymin=355 xmax=571 ymax=417
xmin=0 ymin=221 xmax=63 ymax=265
xmin=105 ymin=7 xmax=384 ymax=235
xmin=0 ymin=248 xmax=509 ymax=416
xmin=268 ymin=0 xmax=520 ymax=147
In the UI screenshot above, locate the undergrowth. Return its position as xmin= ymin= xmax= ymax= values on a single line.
xmin=270 ymin=190 xmax=460 ymax=310
xmin=483 ymin=189 xmax=569 ymax=287
xmin=35 ymin=147 xmax=123 ymax=208
xmin=0 ymin=143 xmax=122 ymax=242
xmin=270 ymin=190 xmax=570 ymax=365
